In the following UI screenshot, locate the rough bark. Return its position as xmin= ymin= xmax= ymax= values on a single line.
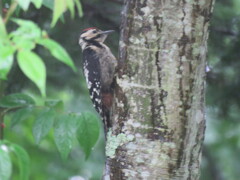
xmin=107 ymin=0 xmax=215 ymax=179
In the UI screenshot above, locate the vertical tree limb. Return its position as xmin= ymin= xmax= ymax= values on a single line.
xmin=107 ymin=0 xmax=215 ymax=179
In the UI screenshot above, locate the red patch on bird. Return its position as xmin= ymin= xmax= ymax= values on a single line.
xmin=82 ymin=27 xmax=97 ymax=32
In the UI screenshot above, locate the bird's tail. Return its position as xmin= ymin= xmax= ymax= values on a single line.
xmin=102 ymin=91 xmax=113 ymax=134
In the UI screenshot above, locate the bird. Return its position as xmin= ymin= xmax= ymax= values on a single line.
xmin=79 ymin=27 xmax=117 ymax=133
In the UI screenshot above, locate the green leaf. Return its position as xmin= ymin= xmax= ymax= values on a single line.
xmin=51 ymin=0 xmax=67 ymax=27
xmin=42 ymin=0 xmax=54 ymax=10
xmin=0 ymin=43 xmax=15 ymax=80
xmin=10 ymin=144 xmax=30 ymax=180
xmin=38 ymin=39 xmax=76 ymax=72
xmin=33 ymin=108 xmax=55 ymax=144
xmin=74 ymin=0 xmax=83 ymax=17
xmin=77 ymin=112 xmax=100 ymax=159
xmin=11 ymin=18 xmax=41 ymax=34
xmin=16 ymin=0 xmax=31 ymax=11
xmin=0 ymin=43 xmax=15 ymax=58
xmin=11 ymin=19 xmax=41 ymax=50
xmin=17 ymin=50 xmax=46 ymax=96
xmin=11 ymin=19 xmax=41 ymax=38
xmin=54 ymin=113 xmax=80 ymax=159
xmin=31 ymin=0 xmax=43 ymax=9
xmin=66 ymin=0 xmax=75 ymax=18
xmin=14 ymin=38 xmax=36 ymax=50
xmin=0 ymin=55 xmax=13 ymax=80
xmin=11 ymin=107 xmax=33 ymax=127
xmin=0 ymin=144 xmax=12 ymax=180
xmin=0 ymin=16 xmax=8 ymax=40
xmin=45 ymin=99 xmax=64 ymax=112
xmin=0 ymin=93 xmax=35 ymax=108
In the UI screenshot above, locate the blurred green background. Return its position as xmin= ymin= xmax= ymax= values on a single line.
xmin=202 ymin=0 xmax=240 ymax=180
xmin=2 ymin=0 xmax=240 ymax=179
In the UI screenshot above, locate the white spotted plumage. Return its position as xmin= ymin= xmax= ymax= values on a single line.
xmin=79 ymin=27 xmax=117 ymax=133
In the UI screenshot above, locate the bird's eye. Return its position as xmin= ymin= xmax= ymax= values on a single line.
xmin=93 ymin=30 xmax=97 ymax=33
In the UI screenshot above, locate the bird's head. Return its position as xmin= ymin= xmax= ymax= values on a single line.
xmin=79 ymin=27 xmax=114 ymax=49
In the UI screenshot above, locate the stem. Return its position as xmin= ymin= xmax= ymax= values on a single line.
xmin=0 ymin=1 xmax=4 ymax=140
xmin=0 ymin=112 xmax=3 ymax=140
xmin=3 ymin=1 xmax=17 ymax=24
xmin=0 ymin=0 xmax=2 ymax=16
xmin=0 ymin=1 xmax=18 ymax=139
xmin=0 ymin=80 xmax=5 ymax=140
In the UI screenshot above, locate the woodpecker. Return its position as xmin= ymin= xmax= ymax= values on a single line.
xmin=79 ymin=27 xmax=117 ymax=133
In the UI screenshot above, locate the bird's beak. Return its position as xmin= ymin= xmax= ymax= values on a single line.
xmin=100 ymin=30 xmax=115 ymax=35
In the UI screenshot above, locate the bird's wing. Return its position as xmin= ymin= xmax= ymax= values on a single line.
xmin=83 ymin=48 xmax=103 ymax=116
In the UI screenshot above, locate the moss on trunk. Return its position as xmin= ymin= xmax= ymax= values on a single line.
xmin=106 ymin=0 xmax=215 ymax=179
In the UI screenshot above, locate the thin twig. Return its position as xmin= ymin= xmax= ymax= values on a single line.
xmin=0 ymin=80 xmax=6 ymax=140
xmin=3 ymin=1 xmax=17 ymax=24
xmin=0 ymin=0 xmax=2 ymax=16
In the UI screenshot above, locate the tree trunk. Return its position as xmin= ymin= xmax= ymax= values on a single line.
xmin=107 ymin=0 xmax=215 ymax=179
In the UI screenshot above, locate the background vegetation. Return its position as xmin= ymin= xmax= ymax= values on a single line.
xmin=0 ymin=0 xmax=239 ymax=179
xmin=202 ymin=0 xmax=240 ymax=179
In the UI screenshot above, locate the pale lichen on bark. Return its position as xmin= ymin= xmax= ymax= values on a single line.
xmin=108 ymin=0 xmax=215 ymax=179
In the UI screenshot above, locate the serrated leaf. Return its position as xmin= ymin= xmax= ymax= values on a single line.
xmin=51 ymin=0 xmax=67 ymax=27
xmin=54 ymin=114 xmax=80 ymax=159
xmin=11 ymin=107 xmax=33 ymax=127
xmin=45 ymin=99 xmax=64 ymax=112
xmin=77 ymin=112 xmax=100 ymax=159
xmin=17 ymin=50 xmax=46 ymax=96
xmin=16 ymin=0 xmax=31 ymax=11
xmin=0 ymin=145 xmax=12 ymax=180
xmin=38 ymin=39 xmax=76 ymax=72
xmin=74 ymin=0 xmax=83 ymax=17
xmin=31 ymin=0 xmax=43 ymax=9
xmin=33 ymin=108 xmax=55 ymax=144
xmin=10 ymin=144 xmax=30 ymax=180
xmin=0 ymin=93 xmax=35 ymax=108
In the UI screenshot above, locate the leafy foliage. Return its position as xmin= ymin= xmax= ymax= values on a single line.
xmin=32 ymin=107 xmax=55 ymax=144
xmin=10 ymin=143 xmax=30 ymax=180
xmin=0 ymin=143 xmax=12 ymax=180
xmin=17 ymin=50 xmax=47 ymax=96
xmin=0 ymin=93 xmax=100 ymax=157
xmin=77 ymin=112 xmax=100 ymax=159
xmin=10 ymin=107 xmax=34 ymax=127
xmin=0 ymin=141 xmax=30 ymax=180
xmin=0 ymin=54 xmax=13 ymax=80
xmin=0 ymin=18 xmax=76 ymax=96
xmin=0 ymin=0 xmax=104 ymax=179
xmin=16 ymin=0 xmax=31 ymax=11
xmin=0 ymin=93 xmax=35 ymax=108
xmin=54 ymin=113 xmax=80 ymax=159
xmin=51 ymin=0 xmax=83 ymax=27
xmin=38 ymin=38 xmax=76 ymax=72
xmin=0 ymin=97 xmax=101 ymax=179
